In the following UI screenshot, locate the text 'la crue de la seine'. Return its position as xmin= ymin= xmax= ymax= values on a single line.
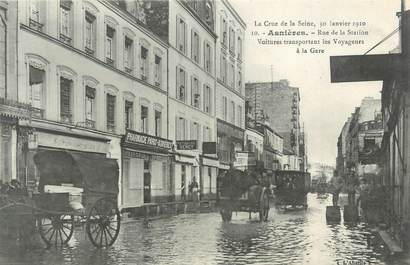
xmin=252 ymin=19 xmax=369 ymax=54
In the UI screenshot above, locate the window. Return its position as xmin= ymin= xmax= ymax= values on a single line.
xmin=191 ymin=122 xmax=200 ymax=141
xmin=237 ymin=69 xmax=242 ymax=93
xmin=155 ymin=110 xmax=162 ymax=137
xmin=141 ymin=105 xmax=148 ymax=133
xmin=140 ymin=46 xmax=148 ymax=81
xmin=29 ymin=65 xmax=45 ymax=112
xmin=191 ymin=30 xmax=200 ymax=63
xmin=176 ymin=117 xmax=186 ymax=140
xmin=124 ymin=36 xmax=134 ymax=73
xmin=238 ymin=36 xmax=242 ymax=60
xmin=177 ymin=17 xmax=186 ymax=54
xmin=29 ymin=0 xmax=44 ymax=31
xmin=204 ymin=84 xmax=211 ymax=114
xmin=60 ymin=77 xmax=73 ymax=124
xmin=0 ymin=18 xmax=4 ymax=95
xmin=222 ymin=96 xmax=227 ymax=120
xmin=203 ymin=126 xmax=211 ymax=142
xmin=125 ymin=100 xmax=133 ymax=130
xmin=230 ymin=101 xmax=235 ymax=124
xmin=60 ymin=0 xmax=73 ymax=45
xmin=205 ymin=1 xmax=213 ymax=27
xmin=221 ymin=17 xmax=227 ymax=46
xmin=85 ymin=12 xmax=96 ymax=55
xmin=191 ymin=77 xmax=200 ymax=108
xmin=220 ymin=55 xmax=227 ymax=84
xmin=229 ymin=63 xmax=235 ymax=89
xmin=238 ymin=105 xmax=242 ymax=127
xmin=229 ymin=27 xmax=235 ymax=53
xmin=106 ymin=94 xmax=116 ymax=132
xmin=154 ymin=55 xmax=162 ymax=87
xmin=204 ymin=42 xmax=212 ymax=73
xmin=85 ymin=86 xmax=96 ymax=128
xmin=105 ymin=25 xmax=116 ymax=66
xmin=176 ymin=67 xmax=186 ymax=102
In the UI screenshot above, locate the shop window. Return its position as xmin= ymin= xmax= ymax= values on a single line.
xmin=59 ymin=0 xmax=73 ymax=45
xmin=191 ymin=77 xmax=200 ymax=108
xmin=124 ymin=36 xmax=134 ymax=74
xmin=154 ymin=55 xmax=162 ymax=87
xmin=60 ymin=77 xmax=73 ymax=124
xmin=140 ymin=46 xmax=148 ymax=81
xmin=85 ymin=12 xmax=96 ymax=56
xmin=191 ymin=30 xmax=200 ymax=63
xmin=105 ymin=25 xmax=116 ymax=66
xmin=106 ymin=94 xmax=116 ymax=133
xmin=125 ymin=100 xmax=133 ymax=130
xmin=204 ymin=42 xmax=212 ymax=73
xmin=176 ymin=67 xmax=186 ymax=102
xmin=85 ymin=86 xmax=96 ymax=128
xmin=177 ymin=17 xmax=186 ymax=54
xmin=155 ymin=110 xmax=161 ymax=137
xmin=141 ymin=105 xmax=148 ymax=133
xmin=203 ymin=84 xmax=211 ymax=114
xmin=29 ymin=0 xmax=45 ymax=32
xmin=29 ymin=65 xmax=45 ymax=114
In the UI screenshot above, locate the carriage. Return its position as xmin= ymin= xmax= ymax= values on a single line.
xmin=273 ymin=170 xmax=311 ymax=210
xmin=0 ymin=150 xmax=121 ymax=248
xmin=216 ymin=168 xmax=271 ymax=222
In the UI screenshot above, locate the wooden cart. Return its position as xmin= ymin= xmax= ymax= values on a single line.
xmin=0 ymin=150 xmax=121 ymax=248
xmin=273 ymin=170 xmax=311 ymax=210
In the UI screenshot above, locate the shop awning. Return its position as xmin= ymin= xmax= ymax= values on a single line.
xmin=330 ymin=54 xmax=401 ymax=83
xmin=33 ymin=150 xmax=119 ymax=194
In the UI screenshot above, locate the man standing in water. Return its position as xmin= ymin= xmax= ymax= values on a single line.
xmin=330 ymin=175 xmax=344 ymax=206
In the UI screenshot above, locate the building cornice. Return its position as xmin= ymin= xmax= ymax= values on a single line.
xmin=21 ymin=24 xmax=168 ymax=96
xmin=217 ymin=118 xmax=244 ymax=132
xmin=217 ymin=79 xmax=245 ymax=100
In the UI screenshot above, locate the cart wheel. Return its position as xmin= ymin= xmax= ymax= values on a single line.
xmin=259 ymin=190 xmax=269 ymax=222
xmin=86 ymin=198 xmax=121 ymax=248
xmin=38 ymin=214 xmax=74 ymax=246
xmin=220 ymin=208 xmax=232 ymax=222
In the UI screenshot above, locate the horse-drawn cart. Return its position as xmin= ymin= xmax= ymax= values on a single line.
xmin=274 ymin=170 xmax=311 ymax=210
xmin=0 ymin=150 xmax=121 ymax=248
xmin=216 ymin=169 xmax=271 ymax=222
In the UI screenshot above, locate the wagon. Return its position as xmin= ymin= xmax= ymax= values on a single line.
xmin=274 ymin=170 xmax=311 ymax=210
xmin=0 ymin=150 xmax=121 ymax=248
xmin=216 ymin=169 xmax=271 ymax=222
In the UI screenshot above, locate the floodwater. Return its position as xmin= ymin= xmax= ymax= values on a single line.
xmin=0 ymin=193 xmax=405 ymax=265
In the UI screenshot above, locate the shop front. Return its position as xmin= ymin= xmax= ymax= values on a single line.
xmin=121 ymin=130 xmax=173 ymax=208
xmin=216 ymin=119 xmax=244 ymax=168
xmin=200 ymin=155 xmax=219 ymax=200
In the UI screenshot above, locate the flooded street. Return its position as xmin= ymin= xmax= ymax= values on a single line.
xmin=0 ymin=194 xmax=401 ymax=265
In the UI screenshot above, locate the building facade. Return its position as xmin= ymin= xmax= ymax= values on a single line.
xmin=15 ymin=0 xmax=170 ymax=208
xmin=245 ymin=80 xmax=306 ymax=171
xmin=214 ymin=0 xmax=246 ymax=169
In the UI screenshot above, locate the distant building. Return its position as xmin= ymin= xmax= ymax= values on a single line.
xmin=245 ymin=80 xmax=306 ymax=171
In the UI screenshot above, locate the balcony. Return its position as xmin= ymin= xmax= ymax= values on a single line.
xmin=60 ymin=113 xmax=72 ymax=124
xmin=59 ymin=33 xmax=72 ymax=45
xmin=29 ymin=19 xmax=44 ymax=32
xmin=124 ymin=67 xmax=133 ymax=74
xmin=107 ymin=123 xmax=116 ymax=133
xmin=85 ymin=47 xmax=95 ymax=56
xmin=0 ymin=97 xmax=33 ymax=120
xmin=105 ymin=57 xmax=115 ymax=67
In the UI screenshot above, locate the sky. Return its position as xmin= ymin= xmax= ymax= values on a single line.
xmin=229 ymin=0 xmax=400 ymax=166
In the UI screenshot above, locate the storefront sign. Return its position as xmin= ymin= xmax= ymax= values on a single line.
xmin=176 ymin=140 xmax=197 ymax=150
xmin=202 ymin=142 xmax=216 ymax=154
xmin=38 ymin=132 xmax=108 ymax=154
xmin=202 ymin=156 xmax=220 ymax=168
xmin=123 ymin=149 xmax=169 ymax=162
xmin=125 ymin=130 xmax=173 ymax=150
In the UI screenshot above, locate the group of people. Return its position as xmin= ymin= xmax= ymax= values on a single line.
xmin=330 ymin=172 xmax=372 ymax=216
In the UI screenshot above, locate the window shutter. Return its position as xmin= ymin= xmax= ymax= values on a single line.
xmin=60 ymin=77 xmax=72 ymax=116
xmin=176 ymin=66 xmax=180 ymax=99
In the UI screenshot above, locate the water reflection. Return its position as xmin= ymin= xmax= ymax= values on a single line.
xmin=0 ymin=194 xmax=395 ymax=265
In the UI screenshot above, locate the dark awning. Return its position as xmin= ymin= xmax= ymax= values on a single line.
xmin=330 ymin=54 xmax=401 ymax=83
xmin=33 ymin=150 xmax=119 ymax=194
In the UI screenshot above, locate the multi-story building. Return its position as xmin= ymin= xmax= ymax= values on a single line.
xmin=245 ymin=80 xmax=305 ymax=171
xmin=336 ymin=117 xmax=351 ymax=177
xmin=215 ymin=0 xmax=246 ymax=170
xmin=15 ymin=0 xmax=170 ymax=209
xmin=0 ymin=1 xmax=32 ymax=185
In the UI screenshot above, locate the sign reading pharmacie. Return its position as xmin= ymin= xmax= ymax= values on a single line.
xmin=124 ymin=130 xmax=173 ymax=150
